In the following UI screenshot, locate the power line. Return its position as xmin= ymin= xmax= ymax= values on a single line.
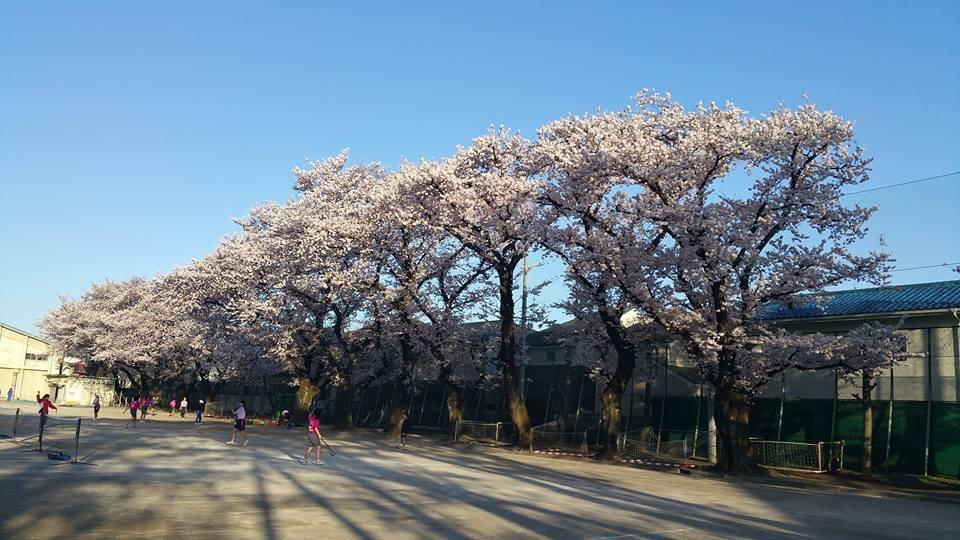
xmin=842 ymin=171 xmax=959 ymax=196
xmin=890 ymin=262 xmax=960 ymax=273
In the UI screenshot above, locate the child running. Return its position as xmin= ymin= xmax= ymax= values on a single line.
xmin=226 ymin=400 xmax=249 ymax=446
xmin=139 ymin=397 xmax=149 ymax=421
xmin=301 ymin=408 xmax=324 ymax=465
xmin=125 ymin=396 xmax=139 ymax=428
xmin=168 ymin=399 xmax=177 ymax=416
xmin=396 ymin=413 xmax=410 ymax=449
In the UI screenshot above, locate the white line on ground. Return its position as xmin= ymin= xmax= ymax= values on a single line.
xmin=587 ymin=528 xmax=693 ymax=539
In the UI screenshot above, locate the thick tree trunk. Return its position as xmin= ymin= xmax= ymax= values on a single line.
xmin=438 ymin=362 xmax=465 ymax=437
xmin=445 ymin=383 xmax=465 ymax=436
xmin=714 ymin=380 xmax=754 ymax=474
xmin=294 ymin=376 xmax=319 ymax=422
xmin=333 ymin=386 xmax=355 ymax=430
xmin=497 ymin=269 xmax=532 ymax=446
xmin=861 ymin=371 xmax=874 ymax=472
xmin=386 ymin=337 xmax=417 ymax=438
xmin=600 ymin=377 xmax=627 ymax=459
xmin=595 ymin=313 xmax=637 ymax=460
xmin=385 ymin=384 xmax=411 ymax=439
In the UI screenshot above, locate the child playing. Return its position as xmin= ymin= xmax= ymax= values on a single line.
xmin=226 ymin=400 xmax=249 ymax=446
xmin=397 ymin=413 xmax=410 ymax=449
xmin=195 ymin=400 xmax=205 ymax=423
xmin=302 ymin=408 xmax=324 ymax=465
xmin=169 ymin=399 xmax=177 ymax=416
xmin=92 ymin=394 xmax=101 ymax=420
xmin=125 ymin=397 xmax=139 ymax=428
xmin=36 ymin=392 xmax=58 ymax=428
xmin=179 ymin=397 xmax=188 ymax=419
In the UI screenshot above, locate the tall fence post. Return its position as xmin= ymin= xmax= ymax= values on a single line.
xmin=656 ymin=347 xmax=668 ymax=453
xmin=573 ymin=378 xmax=584 ymax=433
xmin=418 ymin=385 xmax=429 ymax=426
xmin=73 ymin=418 xmax=82 ymax=464
xmin=829 ymin=369 xmax=838 ymax=443
xmin=817 ymin=442 xmax=823 ymax=472
xmin=924 ymin=328 xmax=933 ymax=476
xmin=884 ymin=366 xmax=895 ymax=471
xmin=38 ymin=415 xmax=45 ymax=453
xmin=777 ymin=371 xmax=786 ymax=441
xmin=13 ymin=408 xmax=19 ymax=439
xmin=692 ymin=384 xmax=702 ymax=458
xmin=474 ymin=390 xmax=483 ymax=421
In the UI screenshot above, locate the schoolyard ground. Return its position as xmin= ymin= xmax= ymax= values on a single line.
xmin=0 ymin=402 xmax=957 ymax=539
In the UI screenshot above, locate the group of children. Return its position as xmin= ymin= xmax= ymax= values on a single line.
xmin=111 ymin=395 xmax=414 ymax=462
xmin=166 ymin=397 xmax=205 ymax=423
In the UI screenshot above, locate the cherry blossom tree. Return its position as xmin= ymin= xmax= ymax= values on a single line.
xmin=535 ymin=91 xmax=890 ymax=472
xmin=41 ymin=277 xmax=168 ymax=395
xmin=407 ymin=129 xmax=553 ymax=445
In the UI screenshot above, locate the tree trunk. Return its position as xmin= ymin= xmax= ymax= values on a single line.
xmin=385 ymin=383 xmax=411 ymax=438
xmin=595 ymin=313 xmax=637 ymax=460
xmin=497 ymin=269 xmax=532 ymax=446
xmin=445 ymin=383 xmax=465 ymax=436
xmin=861 ymin=371 xmax=874 ymax=472
xmin=600 ymin=377 xmax=627 ymax=459
xmin=333 ymin=386 xmax=355 ymax=430
xmin=386 ymin=336 xmax=418 ymax=438
xmin=295 ymin=376 xmax=319 ymax=422
xmin=713 ymin=380 xmax=754 ymax=474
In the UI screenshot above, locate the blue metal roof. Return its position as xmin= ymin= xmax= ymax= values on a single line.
xmin=757 ymin=280 xmax=960 ymax=320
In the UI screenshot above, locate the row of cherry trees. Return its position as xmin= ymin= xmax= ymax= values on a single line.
xmin=42 ymin=92 xmax=911 ymax=472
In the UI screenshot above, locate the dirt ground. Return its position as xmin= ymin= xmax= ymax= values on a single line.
xmin=1 ymin=402 xmax=958 ymax=539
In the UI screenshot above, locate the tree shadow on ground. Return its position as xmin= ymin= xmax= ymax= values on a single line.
xmin=0 ymin=413 xmax=955 ymax=538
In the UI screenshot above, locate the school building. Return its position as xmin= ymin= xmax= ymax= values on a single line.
xmin=0 ymin=322 xmax=114 ymax=406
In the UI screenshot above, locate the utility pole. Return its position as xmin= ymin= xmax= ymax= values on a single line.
xmin=518 ymin=255 xmax=529 ymax=399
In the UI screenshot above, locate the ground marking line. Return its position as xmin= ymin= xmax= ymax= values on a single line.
xmin=588 ymin=528 xmax=693 ymax=539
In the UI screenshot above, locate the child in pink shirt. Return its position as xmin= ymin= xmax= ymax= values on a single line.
xmin=302 ymin=408 xmax=324 ymax=465
xmin=125 ymin=397 xmax=139 ymax=428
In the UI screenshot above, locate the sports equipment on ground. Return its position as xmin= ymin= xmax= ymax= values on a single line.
xmin=36 ymin=415 xmax=83 ymax=463
xmin=750 ymin=440 xmax=844 ymax=473
xmin=453 ymin=421 xmax=516 ymax=445
xmin=617 ymin=428 xmax=715 ymax=463
xmin=530 ymin=421 xmax=597 ymax=455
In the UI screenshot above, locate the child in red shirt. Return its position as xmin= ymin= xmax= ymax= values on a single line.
xmin=36 ymin=392 xmax=57 ymax=427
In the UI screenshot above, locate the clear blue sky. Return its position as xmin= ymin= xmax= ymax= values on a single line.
xmin=2 ymin=1 xmax=958 ymax=334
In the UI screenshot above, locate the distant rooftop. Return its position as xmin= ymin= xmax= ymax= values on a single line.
xmin=0 ymin=322 xmax=48 ymax=342
xmin=757 ymin=280 xmax=960 ymax=320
